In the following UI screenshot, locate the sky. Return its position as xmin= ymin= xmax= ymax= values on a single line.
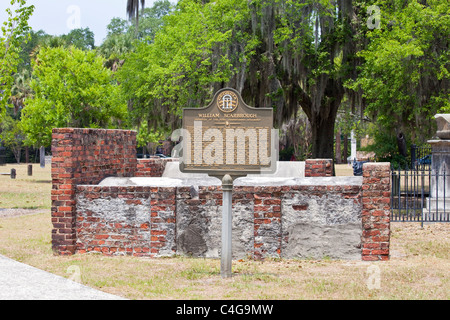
xmin=0 ymin=0 xmax=157 ymax=46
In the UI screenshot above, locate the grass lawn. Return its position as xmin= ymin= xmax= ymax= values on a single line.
xmin=0 ymin=163 xmax=51 ymax=209
xmin=0 ymin=162 xmax=448 ymax=300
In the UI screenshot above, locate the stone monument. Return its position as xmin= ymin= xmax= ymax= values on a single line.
xmin=425 ymin=114 xmax=450 ymax=220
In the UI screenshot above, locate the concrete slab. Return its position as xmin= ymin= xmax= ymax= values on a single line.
xmin=98 ymin=176 xmax=362 ymax=187
xmin=0 ymin=254 xmax=125 ymax=300
xmin=97 ymin=159 xmax=360 ymax=187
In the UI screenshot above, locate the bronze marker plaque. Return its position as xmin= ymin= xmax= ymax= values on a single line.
xmin=180 ymin=88 xmax=276 ymax=177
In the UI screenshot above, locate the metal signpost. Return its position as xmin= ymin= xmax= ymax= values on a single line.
xmin=179 ymin=88 xmax=276 ymax=278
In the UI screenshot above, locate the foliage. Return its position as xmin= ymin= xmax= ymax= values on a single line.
xmin=135 ymin=120 xmax=165 ymax=155
xmin=3 ymin=0 xmax=448 ymax=166
xmin=360 ymin=123 xmax=410 ymax=168
xmin=258 ymin=0 xmax=369 ymax=160
xmin=10 ymin=68 xmax=32 ymax=112
xmin=0 ymin=111 xmax=24 ymax=163
xmin=61 ymin=28 xmax=95 ymax=50
xmin=17 ymin=29 xmax=51 ymax=73
xmin=20 ymin=46 xmax=128 ymax=147
xmin=0 ymin=0 xmax=34 ymax=116
xmin=117 ymin=0 xmax=249 ymax=136
xmin=347 ymin=0 xmax=450 ymax=147
xmin=118 ymin=0 xmax=370 ymax=161
xmin=97 ymin=1 xmax=173 ymax=71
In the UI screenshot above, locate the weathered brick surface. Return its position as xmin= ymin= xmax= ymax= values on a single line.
xmin=75 ymin=185 xmax=177 ymax=257
xmin=253 ymin=186 xmax=283 ymax=260
xmin=136 ymin=158 xmax=174 ymax=177
xmin=76 ymin=186 xmax=152 ymax=256
xmin=361 ymin=162 xmax=391 ymax=261
xmin=149 ymin=187 xmax=177 ymax=256
xmin=305 ymin=159 xmax=333 ymax=177
xmin=74 ymin=182 xmax=368 ymax=260
xmin=51 ymin=128 xmax=137 ymax=255
xmin=51 ymin=127 xmax=390 ymax=261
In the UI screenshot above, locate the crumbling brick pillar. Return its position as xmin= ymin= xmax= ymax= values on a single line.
xmin=361 ymin=162 xmax=391 ymax=261
xmin=51 ymin=128 xmax=137 ymax=255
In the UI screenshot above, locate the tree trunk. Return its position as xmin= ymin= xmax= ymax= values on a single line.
xmin=25 ymin=146 xmax=29 ymax=163
xmin=343 ymin=133 xmax=348 ymax=163
xmin=311 ymin=121 xmax=336 ymax=176
xmin=311 ymin=114 xmax=337 ymax=161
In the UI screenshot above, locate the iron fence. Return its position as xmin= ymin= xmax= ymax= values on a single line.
xmin=391 ymin=164 xmax=450 ymax=225
xmin=410 ymin=144 xmax=432 ymax=170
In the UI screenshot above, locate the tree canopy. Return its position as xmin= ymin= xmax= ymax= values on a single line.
xmin=117 ymin=0 xmax=367 ymax=161
xmin=347 ymin=0 xmax=449 ymax=160
xmin=0 ymin=0 xmax=448 ymax=165
xmin=0 ymin=0 xmax=34 ymax=116
xmin=20 ymin=46 xmax=127 ymax=147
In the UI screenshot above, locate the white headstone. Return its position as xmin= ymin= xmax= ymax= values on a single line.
xmin=350 ymin=130 xmax=357 ymax=162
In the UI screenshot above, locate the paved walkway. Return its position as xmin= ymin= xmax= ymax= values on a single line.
xmin=0 ymin=254 xmax=125 ymax=300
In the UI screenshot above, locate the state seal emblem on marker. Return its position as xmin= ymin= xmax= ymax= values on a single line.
xmin=217 ymin=90 xmax=238 ymax=113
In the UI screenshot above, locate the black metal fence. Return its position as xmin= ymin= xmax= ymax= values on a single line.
xmin=391 ymin=160 xmax=450 ymax=225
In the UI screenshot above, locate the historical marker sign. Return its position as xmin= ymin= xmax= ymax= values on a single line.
xmin=177 ymin=88 xmax=277 ymax=278
xmin=179 ymin=88 xmax=277 ymax=177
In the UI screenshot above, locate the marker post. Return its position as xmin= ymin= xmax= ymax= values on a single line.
xmin=221 ymin=174 xmax=233 ymax=278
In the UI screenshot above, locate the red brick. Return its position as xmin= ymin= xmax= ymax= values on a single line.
xmin=293 ymin=204 xmax=308 ymax=211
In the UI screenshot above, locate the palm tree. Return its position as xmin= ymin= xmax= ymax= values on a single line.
xmin=10 ymin=69 xmax=32 ymax=116
xmin=127 ymin=0 xmax=145 ymax=37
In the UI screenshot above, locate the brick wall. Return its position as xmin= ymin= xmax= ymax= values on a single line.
xmin=136 ymin=158 xmax=174 ymax=177
xmin=51 ymin=128 xmax=391 ymax=260
xmin=76 ymin=186 xmax=152 ymax=256
xmin=51 ymin=128 xmax=137 ymax=255
xmin=361 ymin=163 xmax=391 ymax=261
xmin=75 ymin=180 xmax=370 ymax=260
xmin=305 ymin=159 xmax=333 ymax=177
xmin=252 ymin=186 xmax=282 ymax=259
xmin=76 ymin=185 xmax=177 ymax=257
xmin=150 ymin=187 xmax=177 ymax=256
